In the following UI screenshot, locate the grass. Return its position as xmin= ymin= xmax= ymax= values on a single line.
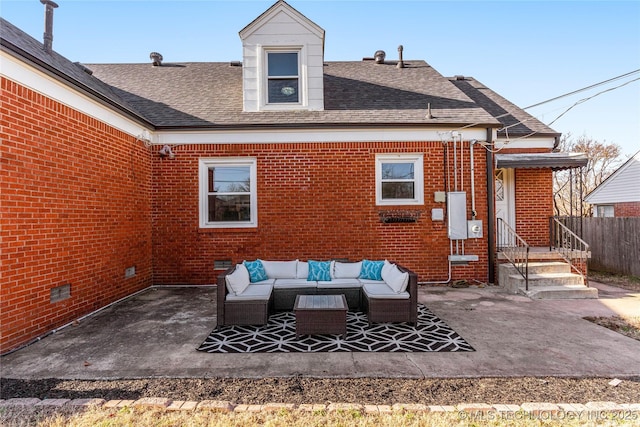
xmin=2 ymin=405 xmax=639 ymax=427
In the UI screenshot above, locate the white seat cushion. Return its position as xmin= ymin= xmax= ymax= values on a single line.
xmin=317 ymin=279 xmax=361 ymax=289
xmin=251 ymin=279 xmax=275 ymax=286
xmin=333 ymin=261 xmax=362 ymax=279
xmin=273 ymin=279 xmax=317 ymax=289
xmin=381 ymin=263 xmax=409 ymax=293
xmin=226 ymin=284 xmax=273 ymax=301
xmin=260 ymin=260 xmax=298 ymax=279
xmin=358 ymin=279 xmax=386 ymax=286
xmin=362 ymin=283 xmax=410 ymax=299
xmin=225 ymin=264 xmax=250 ymax=295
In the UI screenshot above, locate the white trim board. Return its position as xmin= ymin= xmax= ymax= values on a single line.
xmin=1 ymin=51 xmax=151 ymax=140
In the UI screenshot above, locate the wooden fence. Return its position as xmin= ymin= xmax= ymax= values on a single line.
xmin=559 ymin=217 xmax=640 ymax=277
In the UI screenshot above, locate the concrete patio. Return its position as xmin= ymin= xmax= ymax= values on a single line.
xmin=2 ymin=282 xmax=639 ymax=380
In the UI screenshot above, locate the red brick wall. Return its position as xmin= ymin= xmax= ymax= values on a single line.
xmin=614 ymin=201 xmax=640 ymax=217
xmin=514 ymin=168 xmax=554 ymax=246
xmin=151 ymin=141 xmax=490 ymax=285
xmin=0 ymin=78 xmax=153 ymax=353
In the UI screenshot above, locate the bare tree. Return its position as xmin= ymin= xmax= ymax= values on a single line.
xmin=554 ymin=134 xmax=623 ymax=217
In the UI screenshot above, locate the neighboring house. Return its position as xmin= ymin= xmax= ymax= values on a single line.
xmin=0 ymin=0 xmax=585 ymax=353
xmin=585 ymin=150 xmax=640 ymax=217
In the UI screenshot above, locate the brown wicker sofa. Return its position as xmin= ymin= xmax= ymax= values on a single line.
xmin=216 ymin=259 xmax=418 ymax=329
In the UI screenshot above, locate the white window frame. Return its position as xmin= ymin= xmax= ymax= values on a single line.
xmin=199 ymin=158 xmax=258 ymax=228
xmin=595 ymin=204 xmax=614 ymax=217
xmin=375 ymin=153 xmax=424 ymax=206
xmin=260 ymin=46 xmax=305 ymax=110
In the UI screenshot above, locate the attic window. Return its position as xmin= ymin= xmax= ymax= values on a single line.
xmin=267 ymin=51 xmax=299 ymax=103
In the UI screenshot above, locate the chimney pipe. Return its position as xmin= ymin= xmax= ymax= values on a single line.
xmin=40 ymin=0 xmax=58 ymax=53
xmin=396 ymin=45 xmax=405 ymax=69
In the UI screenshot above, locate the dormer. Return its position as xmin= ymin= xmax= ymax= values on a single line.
xmin=239 ymin=0 xmax=325 ymax=112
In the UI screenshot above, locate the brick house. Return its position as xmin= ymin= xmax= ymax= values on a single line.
xmin=1 ymin=1 xmax=586 ymax=353
xmin=585 ymin=150 xmax=640 ymax=217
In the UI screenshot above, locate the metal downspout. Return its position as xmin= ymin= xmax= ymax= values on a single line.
xmin=486 ymin=128 xmax=496 ymax=284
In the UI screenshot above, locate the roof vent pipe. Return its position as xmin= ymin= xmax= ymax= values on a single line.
xmin=40 ymin=0 xmax=58 ymax=53
xmin=150 ymin=52 xmax=163 ymax=66
xmin=374 ymin=50 xmax=386 ymax=64
xmin=397 ymin=45 xmax=405 ymax=69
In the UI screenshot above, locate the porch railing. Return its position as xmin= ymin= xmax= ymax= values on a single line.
xmin=549 ymin=217 xmax=590 ymax=286
xmin=497 ymin=218 xmax=530 ymax=290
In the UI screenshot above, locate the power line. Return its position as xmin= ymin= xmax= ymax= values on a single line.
xmin=546 ymin=77 xmax=640 ymax=127
xmin=523 ymin=69 xmax=640 ymax=110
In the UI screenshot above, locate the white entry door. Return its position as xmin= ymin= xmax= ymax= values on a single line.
xmin=495 ymin=168 xmax=515 ymax=246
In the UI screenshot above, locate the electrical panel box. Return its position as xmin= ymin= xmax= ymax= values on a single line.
xmin=467 ymin=220 xmax=483 ymax=238
xmin=447 ymin=192 xmax=467 ymax=240
xmin=432 ymin=208 xmax=444 ymax=221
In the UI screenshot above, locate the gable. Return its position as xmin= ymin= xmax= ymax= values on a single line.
xmin=239 ymin=0 xmax=324 ymax=43
xmin=585 ymin=151 xmax=640 ymax=204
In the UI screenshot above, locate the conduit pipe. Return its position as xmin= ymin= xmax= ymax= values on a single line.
xmin=421 ymin=135 xmax=453 ymax=285
xmin=470 ymin=139 xmax=477 ymax=219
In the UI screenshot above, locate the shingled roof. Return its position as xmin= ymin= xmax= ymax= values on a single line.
xmin=2 ymin=15 xmax=555 ymax=137
xmin=449 ymin=76 xmax=560 ymax=138
xmin=84 ymin=60 xmax=500 ymax=129
xmin=0 ymin=17 xmax=151 ymax=126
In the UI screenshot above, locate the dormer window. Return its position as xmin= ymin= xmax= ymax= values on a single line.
xmin=239 ymin=0 xmax=325 ymax=112
xmin=267 ymin=51 xmax=299 ymax=104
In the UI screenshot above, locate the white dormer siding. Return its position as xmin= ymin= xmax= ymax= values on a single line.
xmin=239 ymin=0 xmax=325 ymax=112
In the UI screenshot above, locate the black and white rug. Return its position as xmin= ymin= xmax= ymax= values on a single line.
xmin=197 ymin=304 xmax=474 ymax=353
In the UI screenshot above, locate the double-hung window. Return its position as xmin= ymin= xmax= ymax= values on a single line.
xmin=266 ymin=51 xmax=300 ymax=104
xmin=375 ymin=154 xmax=424 ymax=205
xmin=199 ymin=158 xmax=257 ymax=228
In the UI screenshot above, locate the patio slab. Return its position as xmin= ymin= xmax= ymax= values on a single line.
xmin=2 ymin=283 xmax=639 ymax=380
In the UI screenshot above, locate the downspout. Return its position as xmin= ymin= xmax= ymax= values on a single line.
xmin=486 ymin=128 xmax=496 ymax=284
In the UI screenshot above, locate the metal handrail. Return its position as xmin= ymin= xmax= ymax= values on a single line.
xmin=549 ymin=217 xmax=590 ymax=286
xmin=497 ymin=218 xmax=530 ymax=290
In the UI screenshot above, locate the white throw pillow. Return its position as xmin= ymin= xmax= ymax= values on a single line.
xmin=334 ymin=261 xmax=362 ymax=279
xmin=381 ymin=259 xmax=394 ymax=279
xmin=259 ymin=260 xmax=298 ymax=279
xmin=381 ymin=263 xmax=409 ymax=293
xmin=225 ymin=264 xmax=250 ymax=295
xmin=296 ymin=261 xmax=309 ymax=279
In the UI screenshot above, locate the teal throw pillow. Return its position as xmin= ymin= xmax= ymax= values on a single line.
xmin=243 ymin=260 xmax=268 ymax=282
xmin=359 ymin=259 xmax=384 ymax=280
xmin=307 ymin=260 xmax=332 ymax=281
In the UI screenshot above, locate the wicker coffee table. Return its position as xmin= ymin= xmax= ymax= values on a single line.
xmin=294 ymin=294 xmax=348 ymax=339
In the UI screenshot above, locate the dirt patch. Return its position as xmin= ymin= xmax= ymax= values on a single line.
xmin=584 ymin=315 xmax=640 ymax=341
xmin=2 ymin=377 xmax=640 ymax=405
xmin=584 ymin=271 xmax=640 ymax=341
xmin=590 ymin=270 xmax=640 ymax=292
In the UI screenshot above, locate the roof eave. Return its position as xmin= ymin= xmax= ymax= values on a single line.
xmin=0 ymin=41 xmax=155 ymax=130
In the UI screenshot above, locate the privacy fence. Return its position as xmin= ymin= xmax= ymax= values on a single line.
xmin=558 ymin=217 xmax=640 ymax=277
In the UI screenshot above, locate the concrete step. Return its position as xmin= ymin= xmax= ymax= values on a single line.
xmin=521 ymin=285 xmax=599 ymax=299
xmin=524 ymin=261 xmax=572 ymax=275
xmin=509 ymin=272 xmax=585 ymax=287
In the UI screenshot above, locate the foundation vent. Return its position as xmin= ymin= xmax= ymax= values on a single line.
xmin=214 ymin=259 xmax=233 ymax=270
xmin=50 ymin=284 xmax=71 ymax=303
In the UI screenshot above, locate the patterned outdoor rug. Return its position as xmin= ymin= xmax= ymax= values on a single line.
xmin=197 ymin=304 xmax=474 ymax=353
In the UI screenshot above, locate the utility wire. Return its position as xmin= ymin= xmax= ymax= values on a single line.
xmin=546 ymin=77 xmax=640 ymax=127
xmin=523 ymin=69 xmax=640 ymax=110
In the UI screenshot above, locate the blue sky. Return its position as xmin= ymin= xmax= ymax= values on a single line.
xmin=2 ymin=0 xmax=639 ymax=157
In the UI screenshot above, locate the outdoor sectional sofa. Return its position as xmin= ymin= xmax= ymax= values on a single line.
xmin=216 ymin=259 xmax=418 ymax=329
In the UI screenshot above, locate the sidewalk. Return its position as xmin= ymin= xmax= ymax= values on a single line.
xmin=2 ymin=283 xmax=639 ymax=380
